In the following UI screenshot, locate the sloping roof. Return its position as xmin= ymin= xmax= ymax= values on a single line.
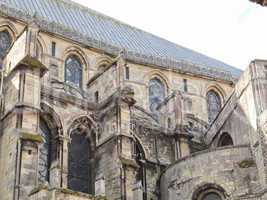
xmin=0 ymin=0 xmax=242 ymax=81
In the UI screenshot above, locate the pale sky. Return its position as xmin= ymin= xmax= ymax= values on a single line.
xmin=73 ymin=0 xmax=267 ymax=70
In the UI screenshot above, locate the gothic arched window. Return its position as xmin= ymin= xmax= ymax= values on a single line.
xmin=65 ymin=55 xmax=83 ymax=88
xmin=218 ymin=132 xmax=233 ymax=147
xmin=149 ymin=78 xmax=165 ymax=112
xmin=207 ymin=90 xmax=221 ymax=123
xmin=202 ymin=192 xmax=221 ymax=200
xmin=0 ymin=30 xmax=12 ymax=59
xmin=38 ymin=119 xmax=51 ymax=183
xmin=68 ymin=131 xmax=94 ymax=194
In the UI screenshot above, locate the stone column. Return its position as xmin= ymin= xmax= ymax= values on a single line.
xmin=49 ymin=133 xmax=66 ymax=188
xmin=133 ymin=181 xmax=143 ymax=200
xmin=248 ymin=60 xmax=267 ymax=191
xmin=59 ymin=135 xmax=71 ymax=189
xmin=0 ymin=24 xmax=47 ymax=199
xmin=117 ymin=86 xmax=139 ymax=200
xmin=2 ymin=64 xmax=46 ymax=200
xmin=174 ymin=127 xmax=191 ymax=159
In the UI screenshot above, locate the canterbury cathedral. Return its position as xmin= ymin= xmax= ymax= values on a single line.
xmin=0 ymin=0 xmax=267 ymax=199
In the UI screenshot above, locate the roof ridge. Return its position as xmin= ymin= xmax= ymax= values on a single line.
xmin=54 ymin=0 xmax=154 ymax=35
xmin=0 ymin=0 xmax=242 ymax=80
xmin=57 ymin=0 xmax=240 ymax=71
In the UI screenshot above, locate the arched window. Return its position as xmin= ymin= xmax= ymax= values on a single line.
xmin=193 ymin=185 xmax=226 ymax=200
xmin=68 ymin=130 xmax=94 ymax=194
xmin=218 ymin=132 xmax=233 ymax=147
xmin=207 ymin=90 xmax=221 ymax=123
xmin=202 ymin=192 xmax=221 ymax=200
xmin=65 ymin=55 xmax=83 ymax=88
xmin=149 ymin=77 xmax=165 ymax=112
xmin=0 ymin=30 xmax=12 ymax=59
xmin=38 ymin=119 xmax=51 ymax=183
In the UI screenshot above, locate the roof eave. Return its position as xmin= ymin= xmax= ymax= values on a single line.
xmin=0 ymin=3 xmax=240 ymax=83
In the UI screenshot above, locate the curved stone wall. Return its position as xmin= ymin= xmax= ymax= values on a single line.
xmin=160 ymin=145 xmax=259 ymax=200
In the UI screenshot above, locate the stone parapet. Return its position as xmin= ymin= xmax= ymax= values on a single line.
xmin=160 ymin=145 xmax=258 ymax=200
xmin=29 ymin=187 xmax=107 ymax=200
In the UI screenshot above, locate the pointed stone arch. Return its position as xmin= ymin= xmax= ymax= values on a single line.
xmin=217 ymin=132 xmax=233 ymax=147
xmin=144 ymin=70 xmax=170 ymax=92
xmin=192 ymin=183 xmax=228 ymax=200
xmin=67 ymin=115 xmax=97 ymax=195
xmin=40 ymin=102 xmax=63 ymax=135
xmin=39 ymin=103 xmax=63 ymax=185
xmin=63 ymin=46 xmax=88 ymax=70
xmin=95 ymin=55 xmax=114 ymax=72
xmin=0 ymin=20 xmax=18 ymax=39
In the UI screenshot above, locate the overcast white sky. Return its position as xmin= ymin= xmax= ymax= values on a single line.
xmin=73 ymin=0 xmax=267 ymax=70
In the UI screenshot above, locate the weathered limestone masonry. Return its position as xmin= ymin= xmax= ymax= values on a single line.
xmin=160 ymin=60 xmax=267 ymax=200
xmin=0 ymin=26 xmax=47 ymax=200
xmin=205 ymin=60 xmax=267 ymax=196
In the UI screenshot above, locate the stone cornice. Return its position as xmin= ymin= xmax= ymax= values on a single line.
xmin=0 ymin=3 xmax=239 ymax=83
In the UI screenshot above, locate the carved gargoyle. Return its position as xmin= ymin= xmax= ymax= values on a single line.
xmin=120 ymin=85 xmax=136 ymax=106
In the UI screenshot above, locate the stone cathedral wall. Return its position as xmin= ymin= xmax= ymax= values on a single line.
xmin=0 ymin=12 xmax=241 ymax=200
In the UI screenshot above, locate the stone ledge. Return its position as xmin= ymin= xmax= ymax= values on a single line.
xmin=161 ymin=144 xmax=251 ymax=176
xmin=29 ymin=186 xmax=107 ymax=200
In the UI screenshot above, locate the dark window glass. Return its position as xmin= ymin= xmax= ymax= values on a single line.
xmin=167 ymin=118 xmax=171 ymax=128
xmin=207 ymin=90 xmax=221 ymax=123
xmin=125 ymin=66 xmax=130 ymax=80
xmin=52 ymin=41 xmax=56 ymax=57
xmin=0 ymin=30 xmax=12 ymax=59
xmin=183 ymin=79 xmax=188 ymax=92
xmin=218 ymin=132 xmax=233 ymax=147
xmin=65 ymin=55 xmax=83 ymax=88
xmin=68 ymin=131 xmax=92 ymax=194
xmin=202 ymin=192 xmax=221 ymax=200
xmin=95 ymin=91 xmax=99 ymax=103
xmin=38 ymin=119 xmax=51 ymax=183
xmin=149 ymin=78 xmax=165 ymax=112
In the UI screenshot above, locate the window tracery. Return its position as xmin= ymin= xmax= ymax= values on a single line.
xmin=207 ymin=90 xmax=221 ymax=123
xmin=68 ymin=117 xmax=96 ymax=195
xmin=65 ymin=55 xmax=83 ymax=88
xmin=202 ymin=192 xmax=221 ymax=200
xmin=0 ymin=30 xmax=12 ymax=59
xmin=68 ymin=131 xmax=92 ymax=194
xmin=38 ymin=119 xmax=51 ymax=183
xmin=149 ymin=77 xmax=165 ymax=112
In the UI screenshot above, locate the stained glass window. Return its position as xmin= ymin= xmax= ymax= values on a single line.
xmin=0 ymin=30 xmax=12 ymax=59
xmin=65 ymin=55 xmax=83 ymax=88
xmin=202 ymin=193 xmax=221 ymax=200
xmin=38 ymin=119 xmax=51 ymax=183
xmin=68 ymin=131 xmax=92 ymax=194
xmin=207 ymin=90 xmax=221 ymax=123
xmin=149 ymin=78 xmax=165 ymax=112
